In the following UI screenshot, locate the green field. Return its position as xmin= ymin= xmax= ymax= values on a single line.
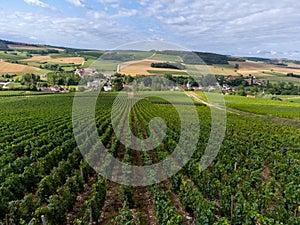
xmin=5 ymin=82 xmax=22 ymax=88
xmin=256 ymin=74 xmax=300 ymax=84
xmin=49 ymin=53 xmax=79 ymax=58
xmin=150 ymin=53 xmax=182 ymax=62
xmin=281 ymin=95 xmax=300 ymax=103
xmin=0 ymin=51 xmax=28 ymax=61
xmin=86 ymin=59 xmax=119 ymax=73
xmin=224 ymin=94 xmax=300 ymax=119
xmin=261 ymin=71 xmax=286 ymax=76
xmin=127 ymin=51 xmax=154 ymax=60
xmin=0 ymin=90 xmax=57 ymax=96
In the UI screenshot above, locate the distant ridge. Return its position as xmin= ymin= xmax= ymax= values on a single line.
xmin=1 ymin=38 xmax=299 ymax=65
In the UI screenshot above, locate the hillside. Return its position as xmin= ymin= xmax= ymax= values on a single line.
xmin=1 ymin=38 xmax=300 ymax=90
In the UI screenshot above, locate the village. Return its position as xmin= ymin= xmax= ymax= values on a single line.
xmin=1 ymin=66 xmax=298 ymax=96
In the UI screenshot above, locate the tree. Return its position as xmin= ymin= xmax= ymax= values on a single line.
xmin=21 ymin=74 xmax=40 ymax=86
xmin=113 ymin=78 xmax=123 ymax=91
xmin=237 ymin=85 xmax=246 ymax=96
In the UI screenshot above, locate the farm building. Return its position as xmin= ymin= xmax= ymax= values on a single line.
xmin=87 ymin=79 xmax=103 ymax=88
xmin=75 ymin=68 xmax=98 ymax=77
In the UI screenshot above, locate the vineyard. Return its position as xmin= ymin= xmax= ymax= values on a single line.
xmin=0 ymin=91 xmax=299 ymax=224
xmin=224 ymin=95 xmax=300 ymax=119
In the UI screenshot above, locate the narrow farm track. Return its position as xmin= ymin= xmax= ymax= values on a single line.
xmin=186 ymin=91 xmax=300 ymax=127
xmin=165 ymin=180 xmax=195 ymax=225
xmin=98 ymin=181 xmax=123 ymax=225
xmin=132 ymin=103 xmax=195 ymax=225
xmin=66 ymin=174 xmax=98 ymax=224
xmin=98 ymin=138 xmax=125 ymax=224
xmin=130 ymin=107 xmax=159 ymax=225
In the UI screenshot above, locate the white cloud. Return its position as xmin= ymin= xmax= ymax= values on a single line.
xmin=0 ymin=10 xmax=142 ymax=49
xmin=157 ymin=16 xmax=188 ymax=25
xmin=89 ymin=11 xmax=105 ymax=19
xmin=113 ymin=9 xmax=138 ymax=18
xmin=2 ymin=0 xmax=300 ymax=59
xmin=29 ymin=36 xmax=38 ymax=40
xmin=97 ymin=0 xmax=120 ymax=3
xmin=66 ymin=0 xmax=87 ymax=8
xmin=88 ymin=8 xmax=138 ymax=20
xmin=24 ymin=0 xmax=55 ymax=10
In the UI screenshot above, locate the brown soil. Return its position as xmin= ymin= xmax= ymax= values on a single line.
xmin=98 ymin=180 xmax=123 ymax=225
xmin=66 ymin=174 xmax=98 ymax=224
xmin=130 ymin=109 xmax=159 ymax=225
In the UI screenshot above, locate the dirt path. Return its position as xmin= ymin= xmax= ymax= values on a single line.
xmin=185 ymin=91 xmax=228 ymax=112
xmin=66 ymin=174 xmax=98 ymax=225
xmin=98 ymin=180 xmax=123 ymax=225
xmin=186 ymin=91 xmax=300 ymax=127
xmin=130 ymin=108 xmax=159 ymax=225
xmin=133 ymin=106 xmax=195 ymax=225
xmin=98 ymin=142 xmax=125 ymax=224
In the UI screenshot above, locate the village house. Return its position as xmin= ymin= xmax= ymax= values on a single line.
xmin=87 ymin=79 xmax=103 ymax=88
xmin=75 ymin=68 xmax=98 ymax=77
xmin=39 ymin=86 xmax=69 ymax=93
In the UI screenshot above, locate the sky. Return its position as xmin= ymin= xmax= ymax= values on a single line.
xmin=1 ymin=0 xmax=300 ymax=59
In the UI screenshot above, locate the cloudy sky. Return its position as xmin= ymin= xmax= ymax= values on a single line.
xmin=1 ymin=0 xmax=300 ymax=59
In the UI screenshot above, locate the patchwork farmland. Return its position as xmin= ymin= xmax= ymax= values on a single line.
xmin=0 ymin=39 xmax=299 ymax=224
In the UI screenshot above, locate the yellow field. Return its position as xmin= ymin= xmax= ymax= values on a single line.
xmin=228 ymin=61 xmax=300 ymax=77
xmin=8 ymin=44 xmax=64 ymax=52
xmin=118 ymin=59 xmax=300 ymax=78
xmin=287 ymin=63 xmax=300 ymax=69
xmin=22 ymin=55 xmax=85 ymax=65
xmin=119 ymin=59 xmax=187 ymax=76
xmin=195 ymin=65 xmax=239 ymax=76
xmin=0 ymin=61 xmax=40 ymax=75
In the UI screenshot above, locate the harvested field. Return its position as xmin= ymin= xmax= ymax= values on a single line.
xmin=22 ymin=55 xmax=85 ymax=65
xmin=120 ymin=59 xmax=300 ymax=77
xmin=119 ymin=59 xmax=187 ymax=76
xmin=229 ymin=60 xmax=300 ymax=77
xmin=195 ymin=64 xmax=239 ymax=76
xmin=0 ymin=61 xmax=40 ymax=74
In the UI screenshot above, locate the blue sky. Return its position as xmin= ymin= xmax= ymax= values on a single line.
xmin=1 ymin=0 xmax=300 ymax=59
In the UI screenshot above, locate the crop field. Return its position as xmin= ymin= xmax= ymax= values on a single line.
xmin=74 ymin=50 xmax=154 ymax=72
xmin=0 ymin=51 xmax=28 ymax=61
xmin=281 ymin=95 xmax=300 ymax=103
xmin=122 ymin=51 xmax=154 ymax=60
xmin=228 ymin=60 xmax=300 ymax=77
xmin=88 ymin=59 xmax=119 ymax=73
xmin=223 ymin=94 xmax=300 ymax=119
xmin=147 ymin=70 xmax=188 ymax=75
xmin=119 ymin=60 xmax=187 ymax=76
xmin=8 ymin=44 xmax=64 ymax=52
xmin=0 ymin=61 xmax=40 ymax=75
xmin=22 ymin=55 xmax=85 ymax=65
xmin=0 ymin=90 xmax=54 ymax=96
xmin=150 ymin=53 xmax=182 ymax=62
xmin=0 ymin=92 xmax=299 ymax=224
xmin=194 ymin=64 xmax=239 ymax=76
xmin=259 ymin=75 xmax=300 ymax=85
